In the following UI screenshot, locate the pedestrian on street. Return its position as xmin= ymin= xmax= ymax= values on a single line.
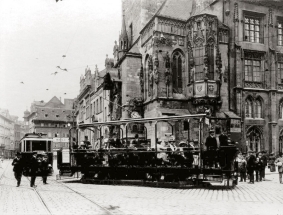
xmin=41 ymin=153 xmax=49 ymax=184
xmin=247 ymin=151 xmax=256 ymax=184
xmin=260 ymin=151 xmax=268 ymax=181
xmin=237 ymin=153 xmax=247 ymax=182
xmin=12 ymin=152 xmax=24 ymax=187
xmin=30 ymin=152 xmax=38 ymax=188
xmin=255 ymin=156 xmax=263 ymax=182
xmin=275 ymin=154 xmax=283 ymax=184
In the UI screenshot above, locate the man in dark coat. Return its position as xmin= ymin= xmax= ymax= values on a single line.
xmin=30 ymin=152 xmax=38 ymax=188
xmin=41 ymin=154 xmax=49 ymax=184
xmin=205 ymin=130 xmax=218 ymax=168
xmin=205 ymin=130 xmax=217 ymax=150
xmin=83 ymin=136 xmax=91 ymax=149
xmin=219 ymin=132 xmax=228 ymax=147
xmin=247 ymin=151 xmax=256 ymax=184
xmin=12 ymin=152 xmax=24 ymax=187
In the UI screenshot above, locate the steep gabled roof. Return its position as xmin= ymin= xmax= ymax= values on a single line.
xmin=34 ymin=107 xmax=73 ymax=122
xmin=156 ymin=0 xmax=194 ymax=21
xmin=44 ymin=96 xmax=64 ymax=108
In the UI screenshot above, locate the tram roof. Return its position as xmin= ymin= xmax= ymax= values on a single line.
xmin=78 ymin=114 xmax=207 ymax=128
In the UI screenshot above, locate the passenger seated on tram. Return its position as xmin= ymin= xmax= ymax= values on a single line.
xmin=72 ymin=137 xmax=79 ymax=149
xmin=83 ymin=136 xmax=91 ymax=149
xmin=103 ymin=138 xmax=110 ymax=149
xmin=78 ymin=142 xmax=87 ymax=149
xmin=168 ymin=137 xmax=177 ymax=152
xmin=179 ymin=140 xmax=188 ymax=148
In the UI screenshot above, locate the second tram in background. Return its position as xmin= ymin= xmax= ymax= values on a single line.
xmin=20 ymin=133 xmax=54 ymax=176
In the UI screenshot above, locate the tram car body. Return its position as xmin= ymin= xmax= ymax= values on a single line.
xmin=58 ymin=114 xmax=239 ymax=188
xmin=20 ymin=133 xmax=53 ymax=176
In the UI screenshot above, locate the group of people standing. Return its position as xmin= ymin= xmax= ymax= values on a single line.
xmin=237 ymin=151 xmax=283 ymax=184
xmin=12 ymin=152 xmax=50 ymax=187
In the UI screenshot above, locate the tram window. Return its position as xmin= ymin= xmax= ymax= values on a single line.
xmin=48 ymin=141 xmax=51 ymax=151
xmin=32 ymin=141 xmax=47 ymax=151
xmin=26 ymin=141 xmax=31 ymax=152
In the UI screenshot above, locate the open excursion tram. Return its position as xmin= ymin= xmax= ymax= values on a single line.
xmin=57 ymin=114 xmax=239 ymax=188
xmin=20 ymin=133 xmax=54 ymax=176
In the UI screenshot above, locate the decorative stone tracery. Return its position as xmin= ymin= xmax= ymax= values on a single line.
xmin=148 ymin=55 xmax=153 ymax=97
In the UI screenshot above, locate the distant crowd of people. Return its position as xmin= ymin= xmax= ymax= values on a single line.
xmin=236 ymin=151 xmax=283 ymax=184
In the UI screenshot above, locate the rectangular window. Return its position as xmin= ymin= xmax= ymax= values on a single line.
xmin=278 ymin=21 xmax=283 ymax=46
xmin=104 ymin=107 xmax=107 ymax=122
xmin=100 ymin=97 xmax=102 ymax=113
xmin=207 ymin=45 xmax=214 ymax=80
xmin=278 ymin=54 xmax=283 ymax=83
xmin=194 ymin=47 xmax=204 ymax=81
xmin=86 ymin=106 xmax=90 ymax=119
xmin=244 ymin=52 xmax=262 ymax=82
xmin=244 ymin=16 xmax=261 ymax=43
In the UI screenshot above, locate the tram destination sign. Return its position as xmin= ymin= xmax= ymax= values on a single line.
xmin=53 ymin=138 xmax=69 ymax=143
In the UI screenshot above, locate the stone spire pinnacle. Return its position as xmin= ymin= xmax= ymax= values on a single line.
xmin=119 ymin=10 xmax=128 ymax=51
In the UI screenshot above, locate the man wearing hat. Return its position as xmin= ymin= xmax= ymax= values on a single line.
xmin=205 ymin=130 xmax=217 ymax=150
xmin=12 ymin=152 xmax=24 ymax=187
xmin=247 ymin=151 xmax=256 ymax=184
xmin=41 ymin=153 xmax=49 ymax=184
xmin=30 ymin=152 xmax=38 ymax=188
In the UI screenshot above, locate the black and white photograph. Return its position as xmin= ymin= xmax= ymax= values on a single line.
xmin=1 ymin=0 xmax=283 ymax=214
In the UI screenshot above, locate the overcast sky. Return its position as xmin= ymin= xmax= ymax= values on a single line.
xmin=0 ymin=0 xmax=121 ymax=119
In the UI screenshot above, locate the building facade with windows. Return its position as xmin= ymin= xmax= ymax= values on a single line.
xmin=101 ymin=0 xmax=283 ymax=154
xmin=24 ymin=96 xmax=75 ymax=151
xmin=75 ymin=59 xmax=121 ymax=145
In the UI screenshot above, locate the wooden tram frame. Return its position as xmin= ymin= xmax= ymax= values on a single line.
xmin=58 ymin=114 xmax=239 ymax=188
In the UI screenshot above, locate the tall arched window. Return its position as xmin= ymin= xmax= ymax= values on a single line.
xmin=172 ymin=51 xmax=183 ymax=93
xmin=247 ymin=127 xmax=262 ymax=153
xmin=245 ymin=99 xmax=252 ymax=118
xmin=254 ymin=99 xmax=262 ymax=118
xmin=144 ymin=56 xmax=148 ymax=100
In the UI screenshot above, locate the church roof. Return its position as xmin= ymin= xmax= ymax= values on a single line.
xmin=156 ymin=0 xmax=194 ymax=21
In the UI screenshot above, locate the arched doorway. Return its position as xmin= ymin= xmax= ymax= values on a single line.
xmin=246 ymin=126 xmax=262 ymax=153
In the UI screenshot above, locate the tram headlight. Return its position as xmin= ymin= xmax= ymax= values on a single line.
xmin=233 ymin=172 xmax=238 ymax=177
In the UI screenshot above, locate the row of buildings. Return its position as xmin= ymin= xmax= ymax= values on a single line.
xmin=0 ymin=109 xmax=27 ymax=158
xmin=74 ymin=0 xmax=283 ymax=155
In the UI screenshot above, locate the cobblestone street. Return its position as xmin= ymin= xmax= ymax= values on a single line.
xmin=0 ymin=159 xmax=282 ymax=215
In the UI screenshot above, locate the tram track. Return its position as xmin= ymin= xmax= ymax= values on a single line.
xmin=49 ymin=176 xmax=115 ymax=215
xmin=0 ymin=161 xmax=115 ymax=215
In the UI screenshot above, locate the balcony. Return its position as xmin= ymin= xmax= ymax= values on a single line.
xmin=188 ymin=80 xmax=220 ymax=105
